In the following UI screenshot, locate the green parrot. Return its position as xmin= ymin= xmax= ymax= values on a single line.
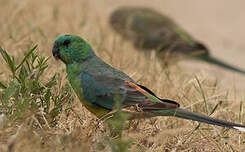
xmin=52 ymin=34 xmax=245 ymax=132
xmin=110 ymin=7 xmax=245 ymax=74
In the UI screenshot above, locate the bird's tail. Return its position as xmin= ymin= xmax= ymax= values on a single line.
xmin=154 ymin=108 xmax=245 ymax=132
xmin=196 ymin=55 xmax=245 ymax=75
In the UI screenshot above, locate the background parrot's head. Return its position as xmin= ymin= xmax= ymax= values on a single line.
xmin=52 ymin=35 xmax=94 ymax=64
xmin=110 ymin=7 xmax=133 ymax=33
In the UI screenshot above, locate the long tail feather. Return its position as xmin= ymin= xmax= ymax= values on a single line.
xmin=155 ymin=108 xmax=245 ymax=132
xmin=196 ymin=55 xmax=245 ymax=75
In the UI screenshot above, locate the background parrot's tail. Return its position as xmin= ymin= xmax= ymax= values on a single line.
xmin=196 ymin=54 xmax=245 ymax=75
xmin=155 ymin=108 xmax=245 ymax=132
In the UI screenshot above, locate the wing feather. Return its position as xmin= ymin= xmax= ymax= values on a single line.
xmin=81 ymin=72 xmax=179 ymax=111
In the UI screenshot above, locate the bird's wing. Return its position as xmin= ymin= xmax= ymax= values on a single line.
xmin=81 ymin=71 xmax=179 ymax=110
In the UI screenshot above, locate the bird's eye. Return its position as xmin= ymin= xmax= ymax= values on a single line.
xmin=63 ymin=39 xmax=71 ymax=47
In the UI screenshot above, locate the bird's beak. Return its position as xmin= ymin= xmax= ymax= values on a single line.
xmin=52 ymin=44 xmax=60 ymax=60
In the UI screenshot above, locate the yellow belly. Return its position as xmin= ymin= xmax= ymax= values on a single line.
xmin=82 ymin=100 xmax=110 ymax=118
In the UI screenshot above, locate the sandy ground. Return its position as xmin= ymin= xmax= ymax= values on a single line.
xmin=89 ymin=0 xmax=245 ymax=91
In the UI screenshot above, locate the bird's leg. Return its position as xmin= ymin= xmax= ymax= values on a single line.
xmin=135 ymin=104 xmax=143 ymax=112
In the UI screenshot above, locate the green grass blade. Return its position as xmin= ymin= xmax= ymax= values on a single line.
xmin=209 ymin=101 xmax=220 ymax=116
xmin=194 ymin=75 xmax=208 ymax=114
xmin=16 ymin=45 xmax=38 ymax=71
xmin=239 ymin=100 xmax=243 ymax=122
xmin=0 ymin=45 xmax=16 ymax=74
xmin=0 ymin=81 xmax=7 ymax=89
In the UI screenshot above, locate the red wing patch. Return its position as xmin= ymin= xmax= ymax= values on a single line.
xmin=125 ymin=80 xmax=150 ymax=97
xmin=125 ymin=80 xmax=179 ymax=110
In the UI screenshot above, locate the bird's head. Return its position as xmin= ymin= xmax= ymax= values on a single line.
xmin=52 ymin=35 xmax=94 ymax=64
xmin=110 ymin=7 xmax=134 ymax=32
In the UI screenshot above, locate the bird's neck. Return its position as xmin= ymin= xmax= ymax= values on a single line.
xmin=66 ymin=63 xmax=84 ymax=97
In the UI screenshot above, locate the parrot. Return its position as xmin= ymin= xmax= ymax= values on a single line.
xmin=52 ymin=34 xmax=245 ymax=132
xmin=110 ymin=7 xmax=245 ymax=74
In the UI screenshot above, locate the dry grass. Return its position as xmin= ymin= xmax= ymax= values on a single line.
xmin=0 ymin=0 xmax=245 ymax=151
